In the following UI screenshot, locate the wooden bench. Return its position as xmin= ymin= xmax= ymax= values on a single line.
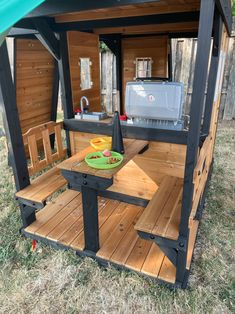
xmin=134 ymin=176 xmax=183 ymax=240
xmin=15 ymin=121 xmax=68 ymax=208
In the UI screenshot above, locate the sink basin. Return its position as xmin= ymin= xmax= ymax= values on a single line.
xmin=75 ymin=112 xmax=108 ymax=121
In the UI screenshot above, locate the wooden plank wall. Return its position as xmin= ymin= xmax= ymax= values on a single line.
xmin=15 ymin=39 xmax=55 ymax=134
xmin=67 ymin=31 xmax=101 ymax=113
xmin=122 ymin=36 xmax=168 ymax=106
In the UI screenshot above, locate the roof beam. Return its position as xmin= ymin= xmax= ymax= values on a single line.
xmin=33 ymin=18 xmax=60 ymax=60
xmin=53 ymin=11 xmax=199 ymax=32
xmin=25 ymin=0 xmax=162 ymax=18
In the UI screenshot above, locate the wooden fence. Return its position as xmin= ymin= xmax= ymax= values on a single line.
xmin=101 ymin=18 xmax=235 ymax=120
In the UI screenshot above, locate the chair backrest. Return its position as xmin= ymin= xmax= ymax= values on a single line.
xmin=23 ymin=121 xmax=67 ymax=176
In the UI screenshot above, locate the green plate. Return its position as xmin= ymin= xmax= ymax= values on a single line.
xmin=85 ymin=151 xmax=123 ymax=169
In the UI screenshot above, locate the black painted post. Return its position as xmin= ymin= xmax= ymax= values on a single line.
xmin=58 ymin=32 xmax=74 ymax=156
xmin=0 ymin=41 xmax=36 ymax=227
xmin=168 ymin=39 xmax=173 ymax=81
xmin=0 ymin=41 xmax=30 ymax=191
xmin=177 ymin=0 xmax=215 ymax=284
xmin=202 ymin=12 xmax=223 ymax=135
xmin=115 ymin=36 xmax=123 ymax=114
xmin=50 ymin=60 xmax=59 ymax=148
xmin=81 ymin=185 xmax=100 ymax=252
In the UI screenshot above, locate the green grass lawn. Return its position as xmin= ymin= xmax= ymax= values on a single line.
xmin=0 ymin=116 xmax=234 ymax=313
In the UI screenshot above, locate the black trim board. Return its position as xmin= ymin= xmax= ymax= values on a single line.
xmin=63 ymin=118 xmax=188 ymax=144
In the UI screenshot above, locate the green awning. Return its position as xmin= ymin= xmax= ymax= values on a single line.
xmin=0 ymin=0 xmax=45 ymax=44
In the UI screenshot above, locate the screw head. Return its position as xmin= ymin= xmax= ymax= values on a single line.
xmin=83 ymin=180 xmax=87 ymax=185
xmin=179 ymin=242 xmax=184 ymax=248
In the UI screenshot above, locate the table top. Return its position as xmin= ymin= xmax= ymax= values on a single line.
xmin=57 ymin=139 xmax=148 ymax=180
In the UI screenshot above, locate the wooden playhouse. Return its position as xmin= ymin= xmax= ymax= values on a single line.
xmin=0 ymin=0 xmax=233 ymax=288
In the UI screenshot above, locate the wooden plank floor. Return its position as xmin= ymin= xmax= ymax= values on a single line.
xmin=24 ymin=190 xmax=199 ymax=285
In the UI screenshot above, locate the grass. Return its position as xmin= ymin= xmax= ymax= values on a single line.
xmin=0 ymin=115 xmax=234 ymax=313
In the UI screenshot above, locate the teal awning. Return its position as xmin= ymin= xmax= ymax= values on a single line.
xmin=0 ymin=0 xmax=45 ymax=43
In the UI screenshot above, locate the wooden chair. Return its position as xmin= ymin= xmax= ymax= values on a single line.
xmin=15 ymin=121 xmax=68 ymax=209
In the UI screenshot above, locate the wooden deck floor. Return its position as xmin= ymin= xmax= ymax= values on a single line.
xmin=24 ymin=190 xmax=199 ymax=285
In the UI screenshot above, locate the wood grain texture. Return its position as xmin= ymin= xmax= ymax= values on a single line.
xmin=135 ymin=176 xmax=183 ymax=240
xmin=58 ymin=138 xmax=148 ymax=179
xmin=15 ymin=167 xmax=67 ymax=204
xmin=122 ymin=36 xmax=168 ymax=105
xmin=24 ymin=192 xmax=177 ymax=284
xmin=23 ymin=121 xmax=67 ymax=176
xmin=67 ymin=31 xmax=101 ymax=112
xmin=15 ymin=39 xmax=55 ymax=135
xmin=54 ymin=1 xmax=200 ymax=23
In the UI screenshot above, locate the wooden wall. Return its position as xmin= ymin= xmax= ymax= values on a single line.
xmin=122 ymin=36 xmax=168 ymax=106
xmin=67 ymin=31 xmax=101 ymax=112
xmin=15 ymin=39 xmax=55 ymax=134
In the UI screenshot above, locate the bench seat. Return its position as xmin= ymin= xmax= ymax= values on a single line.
xmin=15 ymin=167 xmax=67 ymax=208
xmin=134 ymin=176 xmax=183 ymax=240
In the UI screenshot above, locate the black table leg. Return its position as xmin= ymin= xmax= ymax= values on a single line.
xmin=81 ymin=185 xmax=99 ymax=252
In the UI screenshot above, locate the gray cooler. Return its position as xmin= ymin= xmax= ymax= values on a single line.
xmin=125 ymin=81 xmax=185 ymax=130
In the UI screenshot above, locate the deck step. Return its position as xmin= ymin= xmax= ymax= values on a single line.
xmin=134 ymin=176 xmax=183 ymax=240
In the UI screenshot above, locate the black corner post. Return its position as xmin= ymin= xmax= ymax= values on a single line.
xmin=0 ymin=41 xmax=36 ymax=227
xmin=176 ymin=0 xmax=215 ymax=285
xmin=202 ymin=10 xmax=223 ymax=135
xmin=0 ymin=41 xmax=30 ymax=191
xmin=58 ymin=32 xmax=74 ymax=156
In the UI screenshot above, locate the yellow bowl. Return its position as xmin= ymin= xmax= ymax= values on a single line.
xmin=90 ymin=137 xmax=112 ymax=151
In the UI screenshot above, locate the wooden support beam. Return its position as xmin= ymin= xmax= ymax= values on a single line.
xmin=202 ymin=11 xmax=223 ymax=135
xmin=177 ymin=0 xmax=215 ymax=283
xmin=0 ymin=41 xmax=30 ymax=191
xmin=53 ymin=12 xmax=199 ymax=32
xmin=33 ymin=18 xmax=60 ymax=60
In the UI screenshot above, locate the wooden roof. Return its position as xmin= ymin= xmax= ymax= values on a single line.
xmin=53 ymin=1 xmax=200 ymax=23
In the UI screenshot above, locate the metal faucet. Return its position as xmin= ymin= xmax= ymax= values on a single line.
xmin=80 ymin=96 xmax=89 ymax=119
